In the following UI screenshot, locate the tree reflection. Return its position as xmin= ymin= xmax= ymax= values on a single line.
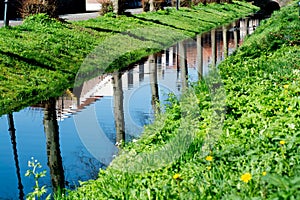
xmin=233 ymin=21 xmax=240 ymax=49
xmin=222 ymin=25 xmax=228 ymax=59
xmin=149 ymin=54 xmax=160 ymax=113
xmin=43 ymin=98 xmax=65 ymax=194
xmin=7 ymin=113 xmax=24 ymax=200
xmin=211 ymin=29 xmax=217 ymax=67
xmin=178 ymin=41 xmax=188 ymax=91
xmin=196 ymin=34 xmax=203 ymax=80
xmin=112 ymin=71 xmax=125 ymax=144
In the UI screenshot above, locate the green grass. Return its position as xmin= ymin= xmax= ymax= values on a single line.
xmin=61 ymin=1 xmax=300 ymax=199
xmin=0 ymin=1 xmax=258 ymax=116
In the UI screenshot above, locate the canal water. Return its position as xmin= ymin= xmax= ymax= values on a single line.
xmin=0 ymin=16 xmax=260 ymax=199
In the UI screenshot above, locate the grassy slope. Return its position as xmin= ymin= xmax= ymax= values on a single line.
xmin=0 ymin=2 xmax=258 ymax=116
xmin=63 ymin=1 xmax=300 ymax=199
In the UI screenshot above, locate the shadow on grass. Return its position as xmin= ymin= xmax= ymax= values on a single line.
xmin=124 ymin=13 xmax=199 ymax=34
xmin=0 ymin=50 xmax=73 ymax=74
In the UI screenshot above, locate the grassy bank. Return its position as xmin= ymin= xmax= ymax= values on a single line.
xmin=63 ymin=1 xmax=300 ymax=199
xmin=0 ymin=2 xmax=258 ymax=116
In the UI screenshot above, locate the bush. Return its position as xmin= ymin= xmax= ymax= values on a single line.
xmin=98 ymin=0 xmax=113 ymax=15
xmin=191 ymin=0 xmax=232 ymax=6
xmin=19 ymin=0 xmax=58 ymax=18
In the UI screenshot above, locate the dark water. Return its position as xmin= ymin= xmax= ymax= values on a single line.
xmin=0 ymin=16 xmax=260 ymax=199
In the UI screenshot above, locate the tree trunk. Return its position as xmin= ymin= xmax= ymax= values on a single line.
xmin=112 ymin=0 xmax=123 ymax=15
xmin=149 ymin=0 xmax=154 ymax=11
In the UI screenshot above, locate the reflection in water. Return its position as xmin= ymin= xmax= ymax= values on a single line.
xmin=178 ymin=41 xmax=188 ymax=91
xmin=222 ymin=25 xmax=229 ymax=59
xmin=211 ymin=29 xmax=217 ymax=67
xmin=7 ymin=113 xmax=24 ymax=200
xmin=43 ymin=98 xmax=65 ymax=194
xmin=112 ymin=72 xmax=125 ymax=143
xmin=196 ymin=34 xmax=203 ymax=79
xmin=0 ymin=16 xmax=262 ymax=200
xmin=54 ymin=17 xmax=261 ymax=123
xmin=139 ymin=64 xmax=144 ymax=82
xmin=149 ymin=54 xmax=160 ymax=113
xmin=233 ymin=21 xmax=239 ymax=50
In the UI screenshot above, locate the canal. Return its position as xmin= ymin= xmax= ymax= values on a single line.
xmin=0 ymin=16 xmax=261 ymax=199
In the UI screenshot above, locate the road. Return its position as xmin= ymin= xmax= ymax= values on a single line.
xmin=0 ymin=8 xmax=143 ymax=27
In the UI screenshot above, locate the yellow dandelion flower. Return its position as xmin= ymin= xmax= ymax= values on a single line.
xmin=287 ymin=106 xmax=292 ymax=111
xmin=241 ymin=173 xmax=252 ymax=183
xmin=206 ymin=166 xmax=211 ymax=170
xmin=262 ymin=171 xmax=267 ymax=176
xmin=280 ymin=140 xmax=285 ymax=145
xmin=283 ymin=85 xmax=289 ymax=89
xmin=205 ymin=156 xmax=213 ymax=161
xmin=173 ymin=173 xmax=181 ymax=180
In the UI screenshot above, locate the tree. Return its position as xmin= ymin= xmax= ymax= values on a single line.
xmin=111 ymin=0 xmax=125 ymax=15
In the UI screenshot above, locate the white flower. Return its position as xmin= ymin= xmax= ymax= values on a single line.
xmin=288 ymin=123 xmax=296 ymax=130
xmin=293 ymin=69 xmax=300 ymax=75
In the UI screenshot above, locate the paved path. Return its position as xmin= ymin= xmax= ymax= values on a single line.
xmin=0 ymin=8 xmax=143 ymax=27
